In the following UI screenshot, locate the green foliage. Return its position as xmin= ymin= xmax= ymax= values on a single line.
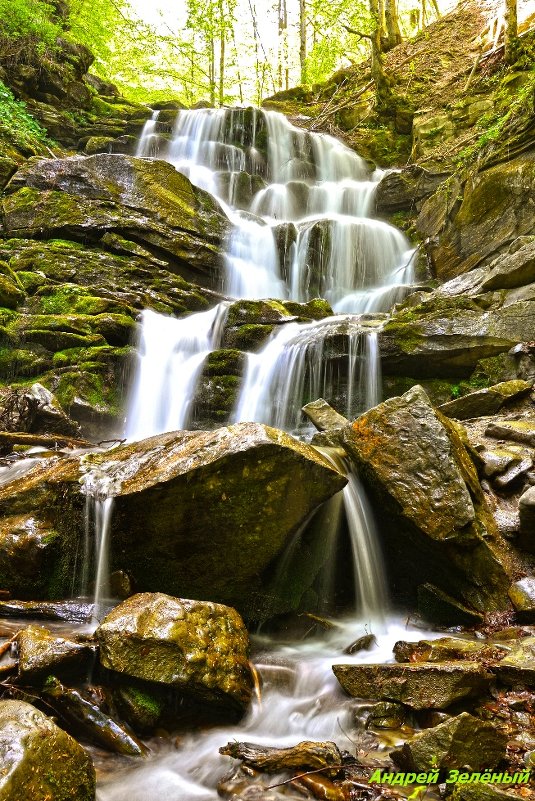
xmin=0 ymin=0 xmax=61 ymax=58
xmin=0 ymin=80 xmax=50 ymax=150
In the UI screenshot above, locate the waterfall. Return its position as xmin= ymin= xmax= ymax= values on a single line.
xmin=125 ymin=303 xmax=229 ymax=441
xmin=79 ymin=469 xmax=116 ymax=623
xmin=233 ymin=316 xmax=384 ymax=433
xmin=85 ymin=105 xmax=434 ymax=801
xmin=135 ymin=110 xmax=161 ymax=158
xmin=135 ymin=106 xmax=415 ymax=311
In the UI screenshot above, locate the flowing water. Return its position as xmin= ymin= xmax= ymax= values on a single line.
xmin=89 ymin=108 xmax=420 ymax=798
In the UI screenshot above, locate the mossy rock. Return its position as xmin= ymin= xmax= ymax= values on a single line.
xmin=97 ymin=592 xmax=253 ymax=717
xmin=0 ymin=700 xmax=95 ymax=801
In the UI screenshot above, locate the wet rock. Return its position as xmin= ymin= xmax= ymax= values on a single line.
xmin=17 ymin=624 xmax=93 ymax=681
xmin=391 ymin=712 xmax=507 ymax=772
xmin=375 ymin=165 xmax=450 ymax=214
xmin=417 ymin=584 xmax=484 ymax=627
xmin=490 ymin=636 xmax=535 ymax=685
xmin=84 ymin=424 xmax=346 ymax=616
xmin=342 ymin=385 xmax=514 ymax=612
xmin=364 ymin=700 xmax=407 ymax=729
xmin=344 ymin=633 xmax=377 ymax=655
xmin=486 ymin=419 xmax=535 ymax=447
xmin=194 ymin=349 xmax=246 ymax=428
xmin=519 ymin=486 xmax=535 ymax=547
xmin=0 ymin=599 xmax=92 ymax=623
xmin=0 ymin=384 xmax=81 ymax=438
xmin=0 ymin=699 xmax=95 ymax=800
xmin=482 ymin=448 xmax=523 ymax=479
xmin=332 ymin=662 xmax=492 ymax=710
xmin=3 ymin=154 xmax=227 ymax=283
xmin=436 ymin=238 xmax=535 ymax=297
xmin=302 ymin=399 xmax=349 ymax=431
xmin=219 ymin=740 xmax=343 ymax=775
xmin=493 ymin=455 xmax=533 ymax=490
xmin=43 ymin=676 xmax=147 ymax=756
xmin=438 ymin=380 xmax=533 ymax=420
xmin=393 ymin=637 xmax=504 ymax=664
xmin=97 ymin=592 xmax=253 ymax=717
xmin=112 ymin=679 xmax=165 ymax=733
xmin=508 ymin=577 xmax=535 ymax=621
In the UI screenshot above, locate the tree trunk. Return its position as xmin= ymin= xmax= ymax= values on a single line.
xmin=218 ymin=0 xmax=225 ymax=106
xmin=299 ymin=0 xmax=307 ymax=84
xmin=504 ymin=0 xmax=518 ymax=64
xmin=384 ymin=0 xmax=402 ymax=50
xmin=369 ymin=0 xmax=392 ymax=108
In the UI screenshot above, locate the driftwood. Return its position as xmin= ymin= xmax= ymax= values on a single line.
xmin=293 ymin=773 xmax=349 ymax=800
xmin=0 ymin=431 xmax=92 ymax=450
xmin=220 ymin=740 xmax=343 ymax=776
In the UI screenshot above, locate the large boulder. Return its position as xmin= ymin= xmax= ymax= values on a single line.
xmin=333 ymin=662 xmax=492 ymax=710
xmin=0 ymin=699 xmax=95 ymax=800
xmin=342 ymin=385 xmax=515 ymax=613
xmin=96 ymin=592 xmax=253 ymax=717
xmin=0 ymin=425 xmax=346 ymax=617
xmin=84 ymin=423 xmax=347 ymax=618
xmin=438 ymin=380 xmax=532 ymax=420
xmin=1 ymin=154 xmax=228 ymax=284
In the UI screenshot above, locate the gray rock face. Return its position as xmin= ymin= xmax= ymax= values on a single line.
xmin=0 ymin=699 xmax=95 ymax=801
xmin=332 ymin=662 xmax=492 ymax=710
xmin=391 ymin=712 xmax=507 ymax=772
xmin=435 ymin=238 xmax=535 ymax=297
xmin=508 ymin=577 xmax=535 ymax=619
xmin=342 ymin=385 xmax=513 ymax=612
xmin=302 ymin=398 xmax=349 ymax=431
xmin=380 ymin=289 xmax=535 ymax=377
xmin=417 ymin=153 xmax=535 ymax=281
xmin=2 ymin=154 xmax=228 ymax=282
xmin=374 ymin=165 xmax=449 ymax=214
xmin=97 ymin=592 xmax=253 ymax=716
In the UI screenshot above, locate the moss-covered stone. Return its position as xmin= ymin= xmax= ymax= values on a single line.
xmin=391 ymin=713 xmax=507 ymax=772
xmin=97 ymin=592 xmax=253 ymax=717
xmin=0 ymin=700 xmax=95 ymax=801
xmin=17 ymin=624 xmax=92 ymax=682
xmin=2 ymin=154 xmax=228 ymax=282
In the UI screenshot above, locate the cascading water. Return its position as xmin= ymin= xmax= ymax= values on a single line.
xmin=125 ymin=303 xmax=229 ymax=441
xmin=137 ymin=106 xmax=415 ymax=310
xmin=93 ymin=107 xmax=426 ymax=800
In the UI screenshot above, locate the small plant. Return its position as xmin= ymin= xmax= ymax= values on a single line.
xmin=0 ymin=80 xmax=51 ymax=151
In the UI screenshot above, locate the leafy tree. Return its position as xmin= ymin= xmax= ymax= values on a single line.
xmin=0 ymin=0 xmax=62 ymax=61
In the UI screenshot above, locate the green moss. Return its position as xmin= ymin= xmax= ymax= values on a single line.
xmin=37 ymin=284 xmax=129 ymax=316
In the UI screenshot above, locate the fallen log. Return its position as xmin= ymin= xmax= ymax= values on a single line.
xmin=219 ymin=740 xmax=343 ymax=776
xmin=0 ymin=431 xmax=92 ymax=451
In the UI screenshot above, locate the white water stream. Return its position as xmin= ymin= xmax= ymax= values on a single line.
xmin=87 ymin=108 xmax=423 ymax=799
